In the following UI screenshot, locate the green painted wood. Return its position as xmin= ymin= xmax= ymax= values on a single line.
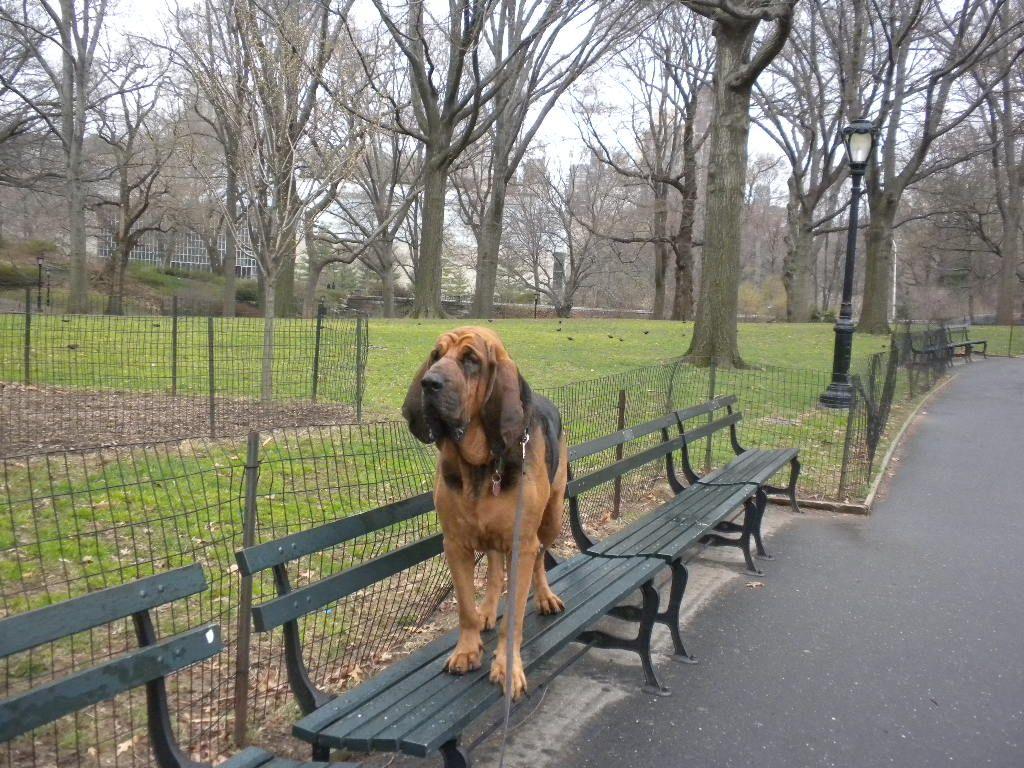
xmin=291 ymin=551 xmax=607 ymax=741
xmin=237 ymin=493 xmax=435 ymax=576
xmin=0 ymin=564 xmax=207 ymax=659
xmin=253 ymin=534 xmax=444 ymax=632
xmin=0 ymin=624 xmax=221 ymax=742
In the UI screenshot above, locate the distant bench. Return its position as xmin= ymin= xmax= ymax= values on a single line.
xmin=235 ymin=395 xmax=800 ymax=767
xmin=912 ymin=323 xmax=987 ymax=365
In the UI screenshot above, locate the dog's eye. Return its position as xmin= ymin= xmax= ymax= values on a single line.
xmin=462 ymin=352 xmax=480 ymax=371
xmin=430 ymin=349 xmax=440 ymax=362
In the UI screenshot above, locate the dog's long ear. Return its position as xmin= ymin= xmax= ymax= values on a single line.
xmin=402 ymin=356 xmax=435 ymax=443
xmin=482 ymin=357 xmax=530 ymax=459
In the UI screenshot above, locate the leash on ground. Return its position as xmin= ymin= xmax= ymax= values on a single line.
xmin=498 ymin=430 xmax=530 ymax=768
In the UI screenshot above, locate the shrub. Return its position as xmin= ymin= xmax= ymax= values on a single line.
xmin=0 ymin=262 xmax=36 ymax=288
xmin=235 ymin=279 xmax=260 ymax=304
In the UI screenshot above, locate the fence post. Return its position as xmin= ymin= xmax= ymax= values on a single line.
xmin=311 ymin=301 xmax=325 ymax=402
xmin=233 ymin=430 xmax=260 ymax=747
xmin=704 ymin=361 xmax=717 ymax=473
xmin=837 ymin=381 xmax=858 ymax=500
xmin=22 ymin=287 xmax=31 ymax=384
xmin=208 ymin=316 xmax=216 ymax=437
xmin=611 ymin=388 xmax=627 ymax=519
xmin=170 ymin=296 xmax=179 ymax=396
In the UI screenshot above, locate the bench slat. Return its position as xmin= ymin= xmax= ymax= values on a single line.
xmin=0 ymin=624 xmax=221 ymax=742
xmin=591 ymin=449 xmax=791 ymax=562
xmin=400 ymin=557 xmax=664 ymax=756
xmin=338 ymin=554 xmax=649 ymax=751
xmin=567 ymin=412 xmax=742 ymax=498
xmin=237 ymin=492 xmax=435 ymax=576
xmin=568 ymin=395 xmax=738 ymax=461
xmin=292 ymin=550 xmax=607 ymax=740
xmin=252 ymin=534 xmax=444 ymax=632
xmin=0 ymin=564 xmax=207 ymax=659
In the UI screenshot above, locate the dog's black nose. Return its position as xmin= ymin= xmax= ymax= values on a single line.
xmin=421 ymin=373 xmax=444 ymax=392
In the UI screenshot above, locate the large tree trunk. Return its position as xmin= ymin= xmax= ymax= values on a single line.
xmin=859 ymin=193 xmax=896 ymax=334
xmin=671 ymin=230 xmax=695 ymax=321
xmin=104 ymin=239 xmax=127 ymax=315
xmin=302 ymin=259 xmax=325 ymax=319
xmin=63 ymin=4 xmax=88 ymax=314
xmin=686 ymin=24 xmax=751 ymax=366
xmin=782 ymin=179 xmax=816 ymax=322
xmin=995 ymin=199 xmax=1020 ymax=325
xmin=275 ymin=242 xmax=296 ymax=317
xmin=471 ymin=171 xmax=508 ymax=319
xmin=411 ymin=156 xmax=447 ymax=318
xmin=652 ymin=187 xmax=668 ymax=320
xmin=222 ymin=161 xmax=238 ymax=317
xmin=381 ymin=263 xmax=396 ymax=318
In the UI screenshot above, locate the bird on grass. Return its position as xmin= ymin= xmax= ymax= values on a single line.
xmin=567 ymin=336 xmax=575 ymax=341
xmin=67 ymin=343 xmax=78 ymax=350
xmin=643 ymin=330 xmax=650 ymax=335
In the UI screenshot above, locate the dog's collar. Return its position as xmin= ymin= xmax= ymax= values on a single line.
xmin=490 ymin=430 xmax=530 ymax=497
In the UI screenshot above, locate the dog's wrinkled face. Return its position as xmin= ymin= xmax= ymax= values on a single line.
xmin=403 ymin=327 xmax=528 ymax=460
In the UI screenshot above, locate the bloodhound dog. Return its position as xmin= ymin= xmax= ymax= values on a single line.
xmin=402 ymin=326 xmax=567 ymax=699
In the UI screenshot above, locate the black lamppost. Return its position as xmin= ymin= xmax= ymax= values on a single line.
xmin=36 ymin=254 xmax=44 ymax=311
xmin=45 ymin=268 xmax=52 ymax=307
xmin=820 ymin=118 xmax=877 ymax=409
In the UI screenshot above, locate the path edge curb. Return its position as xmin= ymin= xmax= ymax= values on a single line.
xmin=863 ymin=370 xmax=959 ymax=511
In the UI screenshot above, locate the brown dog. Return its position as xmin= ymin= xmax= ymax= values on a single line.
xmin=402 ymin=326 xmax=567 ymax=699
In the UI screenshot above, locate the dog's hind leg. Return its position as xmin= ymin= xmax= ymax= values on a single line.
xmin=480 ymin=550 xmax=504 ymax=631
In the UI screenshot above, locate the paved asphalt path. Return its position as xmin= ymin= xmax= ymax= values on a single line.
xmin=552 ymin=358 xmax=1024 ymax=768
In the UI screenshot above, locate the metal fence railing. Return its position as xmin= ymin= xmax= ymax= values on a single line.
xmin=1 ymin=328 xmax=954 ymax=766
xmin=0 ymin=302 xmax=368 ymax=455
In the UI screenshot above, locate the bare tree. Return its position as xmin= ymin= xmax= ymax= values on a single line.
xmin=465 ymin=0 xmax=644 ymax=318
xmin=854 ymin=0 xmax=1024 ymax=333
xmin=981 ymin=1 xmax=1024 ymax=324
xmin=90 ymin=49 xmax=172 ymax=315
xmin=502 ymin=158 xmax=619 ymax=316
xmin=171 ymin=0 xmax=251 ymax=316
xmin=754 ymin=0 xmax=860 ymax=321
xmin=578 ymin=7 xmax=713 ymax=320
xmin=363 ymin=0 xmax=590 ymax=317
xmin=0 ymin=0 xmax=111 ymax=311
xmin=679 ymin=0 xmax=796 ymax=365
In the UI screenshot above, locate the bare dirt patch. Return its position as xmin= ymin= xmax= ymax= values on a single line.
xmin=0 ymin=382 xmax=357 ymax=456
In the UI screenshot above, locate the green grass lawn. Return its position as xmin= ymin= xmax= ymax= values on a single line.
xmin=9 ymin=313 xmax=1020 ymax=419
xmin=362 ymin=319 xmax=896 ymax=416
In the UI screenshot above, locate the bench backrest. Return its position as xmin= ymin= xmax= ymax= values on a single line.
xmin=0 ymin=564 xmax=220 ymax=766
xmin=567 ymin=395 xmax=742 ymax=499
xmin=235 ymin=490 xmax=440 ymax=712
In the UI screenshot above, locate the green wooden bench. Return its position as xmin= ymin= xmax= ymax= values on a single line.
xmin=235 ymin=396 xmax=799 ymax=767
xmin=0 ymin=564 xmax=359 ymax=768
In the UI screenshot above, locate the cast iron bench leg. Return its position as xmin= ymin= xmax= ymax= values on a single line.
xmin=311 ymin=743 xmax=330 ymax=761
xmin=440 ymin=738 xmax=471 ymax=768
xmin=751 ymin=489 xmax=773 ymax=561
xmin=577 ymin=580 xmax=669 ymax=696
xmin=660 ymin=560 xmax=697 ymax=664
xmin=701 ymin=499 xmax=761 ymax=576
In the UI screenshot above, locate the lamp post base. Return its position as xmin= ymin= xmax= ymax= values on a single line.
xmin=819 ymin=382 xmax=854 ymax=409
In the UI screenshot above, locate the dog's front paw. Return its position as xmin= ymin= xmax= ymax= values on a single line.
xmin=445 ymin=637 xmax=483 ymax=675
xmin=490 ymin=653 xmax=527 ymax=700
xmin=536 ymin=591 xmax=564 ymax=615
